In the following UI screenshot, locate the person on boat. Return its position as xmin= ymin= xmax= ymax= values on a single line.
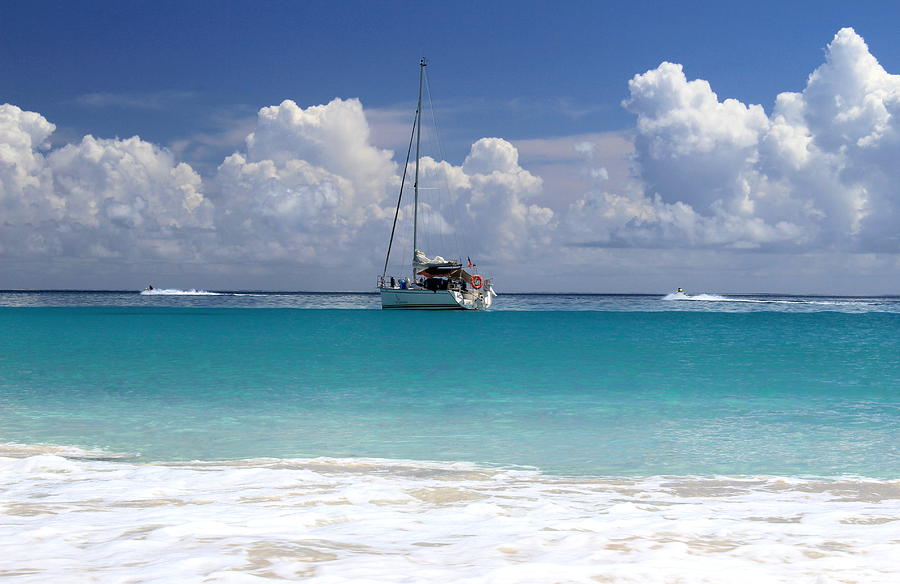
xmin=147 ymin=284 xmax=154 ymax=291
xmin=390 ymin=276 xmax=395 ymax=288
xmin=677 ymin=287 xmax=684 ymax=293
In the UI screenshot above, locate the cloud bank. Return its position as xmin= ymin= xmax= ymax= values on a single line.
xmin=565 ymin=28 xmax=899 ymax=257
xmin=0 ymin=95 xmax=550 ymax=288
xmin=1 ymin=28 xmax=898 ymax=291
xmin=0 ymin=105 xmax=209 ymax=263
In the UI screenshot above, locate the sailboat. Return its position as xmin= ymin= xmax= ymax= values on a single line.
xmin=378 ymin=59 xmax=495 ymax=310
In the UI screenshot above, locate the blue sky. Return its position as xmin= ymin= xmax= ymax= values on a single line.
xmin=5 ymin=1 xmax=897 ymax=158
xmin=2 ymin=1 xmax=899 ymax=292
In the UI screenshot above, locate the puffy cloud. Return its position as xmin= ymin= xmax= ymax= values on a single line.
xmin=209 ymin=98 xmax=398 ymax=266
xmin=566 ymin=28 xmax=900 ymax=255
xmin=212 ymin=153 xmax=355 ymax=263
xmin=0 ymin=104 xmax=209 ymax=261
xmin=210 ymin=100 xmax=554 ymax=273
xmin=462 ymin=137 xmax=523 ymax=175
xmin=410 ymin=138 xmax=553 ymax=263
xmin=46 ymin=135 xmax=210 ymax=260
xmin=0 ymin=105 xmax=56 ymax=226
xmin=624 ymin=62 xmax=770 ymax=215
xmin=462 ymin=139 xmax=553 ymax=257
xmin=0 ymin=94 xmax=552 ymax=285
xmin=794 ymin=28 xmax=900 ymax=251
xmin=49 ymin=136 xmax=207 ymax=228
xmin=246 ymin=98 xmax=395 ymax=200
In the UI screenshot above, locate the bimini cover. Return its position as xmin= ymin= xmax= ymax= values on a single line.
xmin=414 ymin=249 xmax=459 ymax=270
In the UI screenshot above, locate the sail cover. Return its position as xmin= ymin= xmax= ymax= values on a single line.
xmin=414 ymin=249 xmax=459 ymax=270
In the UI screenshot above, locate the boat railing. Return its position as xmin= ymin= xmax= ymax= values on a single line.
xmin=377 ymin=275 xmax=415 ymax=290
xmin=379 ymin=274 xmax=484 ymax=292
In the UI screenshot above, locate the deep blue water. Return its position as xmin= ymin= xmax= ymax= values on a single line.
xmin=1 ymin=291 xmax=898 ymax=477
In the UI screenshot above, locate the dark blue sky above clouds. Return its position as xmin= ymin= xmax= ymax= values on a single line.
xmin=4 ymin=0 xmax=896 ymax=156
xmin=2 ymin=1 xmax=899 ymax=292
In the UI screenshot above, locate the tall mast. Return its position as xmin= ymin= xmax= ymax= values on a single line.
xmin=413 ymin=57 xmax=426 ymax=277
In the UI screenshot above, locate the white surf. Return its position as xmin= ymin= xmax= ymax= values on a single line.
xmin=2 ymin=445 xmax=898 ymax=584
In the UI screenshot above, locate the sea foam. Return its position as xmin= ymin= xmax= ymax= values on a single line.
xmin=2 ymin=450 xmax=898 ymax=583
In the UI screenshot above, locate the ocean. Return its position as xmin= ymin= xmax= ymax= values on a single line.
xmin=1 ymin=291 xmax=898 ymax=583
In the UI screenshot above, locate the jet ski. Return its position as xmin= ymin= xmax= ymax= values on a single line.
xmin=666 ymin=287 xmax=690 ymax=300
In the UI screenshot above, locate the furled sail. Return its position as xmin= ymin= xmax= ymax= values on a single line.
xmin=413 ymin=249 xmax=458 ymax=270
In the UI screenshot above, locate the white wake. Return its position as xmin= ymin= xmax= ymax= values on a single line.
xmin=139 ymin=288 xmax=221 ymax=296
xmin=663 ymin=292 xmax=747 ymax=302
xmin=662 ymin=292 xmax=876 ymax=307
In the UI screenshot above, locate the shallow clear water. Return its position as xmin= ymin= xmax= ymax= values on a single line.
xmin=2 ymin=291 xmax=898 ymax=476
xmin=2 ymin=291 xmax=898 ymax=582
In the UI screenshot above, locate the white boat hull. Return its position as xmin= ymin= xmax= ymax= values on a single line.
xmin=378 ymin=62 xmax=496 ymax=312
xmin=380 ymin=288 xmax=492 ymax=310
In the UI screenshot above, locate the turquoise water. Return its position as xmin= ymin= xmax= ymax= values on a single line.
xmin=3 ymin=293 xmax=898 ymax=477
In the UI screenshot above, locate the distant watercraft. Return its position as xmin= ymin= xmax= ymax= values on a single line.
xmin=377 ymin=59 xmax=495 ymax=310
xmin=665 ymin=287 xmax=691 ymax=300
xmin=140 ymin=287 xmax=221 ymax=296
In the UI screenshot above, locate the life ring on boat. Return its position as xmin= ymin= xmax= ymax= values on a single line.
xmin=471 ymin=275 xmax=483 ymax=289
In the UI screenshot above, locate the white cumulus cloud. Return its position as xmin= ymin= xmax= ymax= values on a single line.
xmin=0 ymin=104 xmax=208 ymax=262
xmin=208 ymin=98 xmax=397 ymax=267
xmin=409 ymin=138 xmax=553 ymax=265
xmin=565 ymin=27 xmax=900 ymax=256
xmin=0 ymin=94 xmax=554 ymax=287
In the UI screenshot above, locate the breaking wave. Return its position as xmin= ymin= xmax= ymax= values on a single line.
xmin=2 ymin=447 xmax=898 ymax=583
